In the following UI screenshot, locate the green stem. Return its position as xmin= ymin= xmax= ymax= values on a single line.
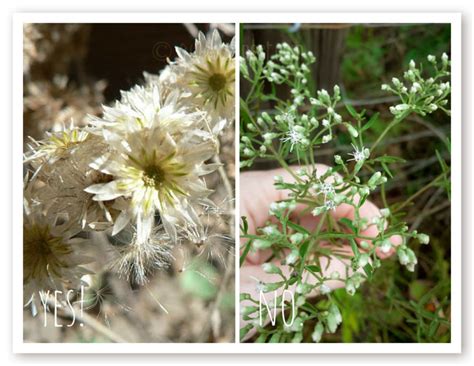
xmin=371 ymin=111 xmax=410 ymax=152
xmin=299 ymin=212 xmax=327 ymax=274
xmin=395 ymin=170 xmax=450 ymax=212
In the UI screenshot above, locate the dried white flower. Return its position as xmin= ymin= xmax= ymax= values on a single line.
xmin=23 ymin=196 xmax=92 ymax=302
xmin=162 ymin=30 xmax=235 ymax=126
xmin=86 ymin=125 xmax=217 ymax=243
xmin=109 ymin=225 xmax=173 ymax=286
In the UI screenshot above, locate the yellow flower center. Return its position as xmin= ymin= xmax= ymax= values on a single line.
xmin=23 ymin=224 xmax=72 ymax=283
xmin=142 ymin=165 xmax=166 ymax=189
xmin=208 ymin=73 xmax=227 ymax=92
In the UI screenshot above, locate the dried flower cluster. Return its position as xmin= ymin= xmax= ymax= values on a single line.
xmin=23 ymin=24 xmax=105 ymax=140
xmin=23 ymin=29 xmax=235 ymax=306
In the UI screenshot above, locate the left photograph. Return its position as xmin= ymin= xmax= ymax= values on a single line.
xmin=22 ymin=23 xmax=235 ymax=343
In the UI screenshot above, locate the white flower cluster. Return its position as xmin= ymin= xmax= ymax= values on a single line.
xmin=241 ymin=43 xmax=316 ymax=107
xmin=23 ymin=30 xmax=235 ymax=297
xmin=382 ymin=53 xmax=451 ymax=117
xmin=263 ymin=43 xmax=315 ymax=87
xmin=240 ymin=83 xmax=347 ymax=167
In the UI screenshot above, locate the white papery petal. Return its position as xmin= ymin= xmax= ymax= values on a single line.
xmin=112 ymin=210 xmax=131 ymax=236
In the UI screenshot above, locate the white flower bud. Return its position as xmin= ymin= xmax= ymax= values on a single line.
xmin=312 ymin=206 xmax=325 ymax=216
xmin=262 ymin=225 xmax=279 ymax=236
xmin=395 ymin=104 xmax=410 ymax=111
xmin=286 ymin=250 xmax=299 ymax=265
xmin=262 ymin=263 xmax=281 ymax=274
xmin=410 ymin=82 xmax=421 ymax=93
xmin=310 ymin=117 xmax=318 ymax=127
xmin=417 ymin=233 xmax=430 ymax=245
xmin=347 ymin=124 xmax=359 ymax=138
xmin=319 ymin=284 xmax=331 ymax=295
xmin=380 ymin=239 xmax=392 ymax=254
xmin=253 ymin=239 xmax=272 ymax=250
xmin=368 ymin=171 xmax=382 ymax=187
xmin=345 ymin=280 xmax=356 ymax=296
xmin=243 ymin=148 xmax=254 ymax=157
xmin=442 ymin=52 xmax=449 ymax=64
xmin=312 ymin=322 xmax=324 ymax=343
xmin=322 ymin=135 xmax=332 ymax=143
xmin=273 ymin=175 xmax=283 ymax=184
xmin=357 ymin=253 xmax=370 ymax=268
xmin=392 ymin=77 xmax=401 ymax=87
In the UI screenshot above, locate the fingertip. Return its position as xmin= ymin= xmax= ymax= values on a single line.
xmin=390 ymin=234 xmax=403 ymax=246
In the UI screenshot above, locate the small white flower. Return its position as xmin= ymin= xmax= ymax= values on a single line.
xmin=318 ymin=182 xmax=335 ymax=197
xmin=281 ymin=125 xmax=307 ymax=151
xmin=312 ymin=199 xmax=337 ymax=216
xmin=347 ymin=144 xmax=368 ymax=163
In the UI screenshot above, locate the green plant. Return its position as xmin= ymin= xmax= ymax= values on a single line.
xmin=239 ymin=42 xmax=451 ymax=343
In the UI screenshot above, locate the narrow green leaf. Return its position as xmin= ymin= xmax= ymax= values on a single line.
xmin=361 ymin=112 xmax=380 ymax=132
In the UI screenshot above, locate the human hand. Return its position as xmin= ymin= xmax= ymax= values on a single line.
xmin=240 ymin=165 xmax=402 ymax=334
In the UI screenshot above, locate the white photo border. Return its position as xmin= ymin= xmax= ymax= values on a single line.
xmin=13 ymin=12 xmax=461 ymax=354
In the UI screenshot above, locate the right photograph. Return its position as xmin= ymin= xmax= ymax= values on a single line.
xmin=239 ymin=23 xmax=452 ymax=343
